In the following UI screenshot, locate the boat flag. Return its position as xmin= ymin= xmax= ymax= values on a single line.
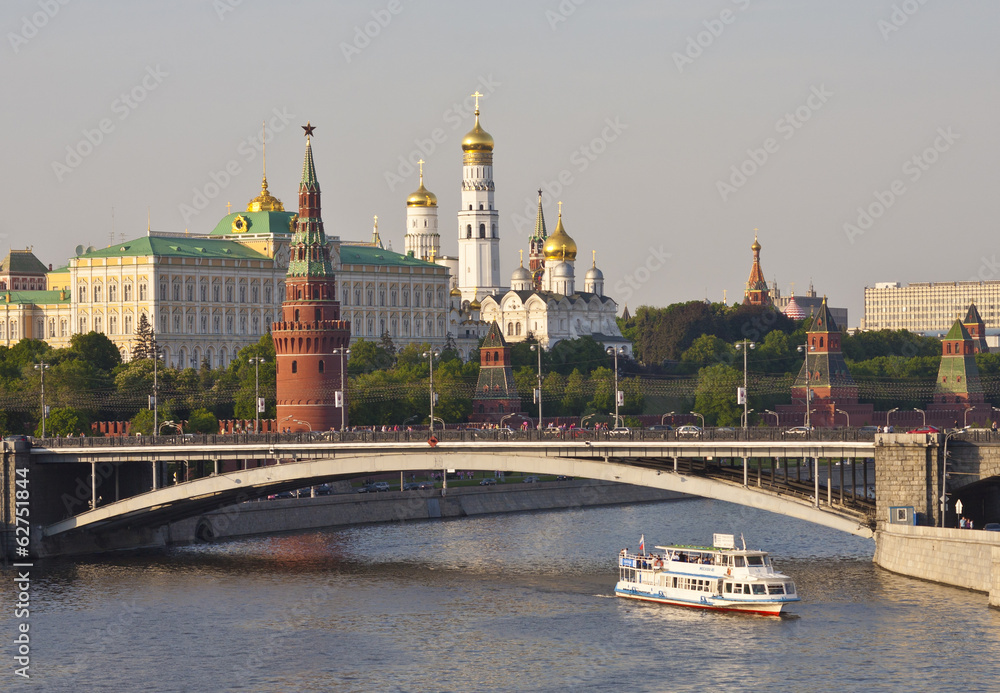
xmin=639 ymin=534 xmax=645 ymax=553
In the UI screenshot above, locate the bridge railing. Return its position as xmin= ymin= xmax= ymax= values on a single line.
xmin=27 ymin=425 xmax=896 ymax=449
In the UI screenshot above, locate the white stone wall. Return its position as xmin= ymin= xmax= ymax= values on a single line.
xmin=874 ymin=524 xmax=1000 ymax=594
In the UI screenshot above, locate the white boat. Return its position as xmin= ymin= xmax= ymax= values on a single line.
xmin=615 ymin=533 xmax=799 ymax=616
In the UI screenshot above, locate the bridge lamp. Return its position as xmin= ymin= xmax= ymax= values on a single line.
xmin=797 ymin=343 xmax=815 ymax=428
xmin=691 ymin=412 xmax=705 ymax=429
xmin=913 ymin=408 xmax=925 ymax=427
xmin=836 ymin=409 xmax=851 ymax=428
xmin=248 ymin=356 xmax=267 ymax=434
xmin=764 ymin=409 xmax=779 ymax=427
xmin=735 ymin=340 xmax=755 ymax=431
xmin=886 ymin=407 xmax=899 ymax=429
xmin=333 ymin=347 xmax=350 ymax=432
xmin=606 ymin=346 xmax=626 ymax=428
xmin=530 ymin=344 xmax=544 ymax=431
xmin=661 ymin=411 xmax=675 ymax=426
xmin=34 ymin=361 xmax=50 ymax=438
xmin=422 ymin=350 xmax=441 ymax=434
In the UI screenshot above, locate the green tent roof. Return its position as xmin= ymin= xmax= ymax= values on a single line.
xmin=209 ymin=210 xmax=298 ymax=236
xmin=340 ymin=244 xmax=440 ymax=268
xmin=944 ymin=319 xmax=970 ymax=341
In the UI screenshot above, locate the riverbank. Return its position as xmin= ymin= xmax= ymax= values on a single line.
xmin=167 ymin=479 xmax=686 ymax=546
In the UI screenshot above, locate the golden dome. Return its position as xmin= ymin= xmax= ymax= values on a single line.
xmin=469 ymin=297 xmax=482 ymax=310
xmin=406 ymin=180 xmax=437 ymax=207
xmin=247 ymin=176 xmax=284 ymax=213
xmin=751 ymin=235 xmax=761 ymax=252
xmin=461 ymin=112 xmax=494 ymax=152
xmin=450 ymin=286 xmax=462 ymax=297
xmin=543 ymin=209 xmax=577 ymax=262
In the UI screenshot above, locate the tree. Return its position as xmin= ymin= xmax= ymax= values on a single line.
xmin=187 ymin=407 xmax=218 ymax=434
xmin=131 ymin=314 xmax=156 ymax=360
xmin=693 ymin=363 xmax=742 ymax=426
xmin=379 ymin=330 xmax=397 ymax=363
xmin=348 ymin=339 xmax=394 ymax=374
xmin=130 ymin=405 xmax=175 ymax=435
xmin=67 ymin=332 xmax=122 ymax=372
xmin=548 ymin=336 xmax=610 ymax=376
xmin=679 ymin=334 xmax=736 ymax=374
xmin=560 ymin=368 xmax=589 ymax=415
xmin=36 ymin=407 xmax=89 ymax=437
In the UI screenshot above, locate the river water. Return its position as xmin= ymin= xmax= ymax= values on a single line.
xmin=5 ymin=497 xmax=1000 ymax=692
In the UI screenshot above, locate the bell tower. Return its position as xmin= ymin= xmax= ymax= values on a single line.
xmin=272 ymin=123 xmax=352 ymax=432
xmin=457 ymin=92 xmax=502 ymax=303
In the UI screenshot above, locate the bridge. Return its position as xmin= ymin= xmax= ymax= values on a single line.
xmin=6 ymin=430 xmax=884 ymax=556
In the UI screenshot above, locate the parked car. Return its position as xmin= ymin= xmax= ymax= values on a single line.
xmin=907 ymin=425 xmax=941 ymax=434
xmin=556 ymin=475 xmax=571 ymax=480
xmin=784 ymin=426 xmax=813 ymax=436
xmin=479 ymin=478 xmax=497 ymax=486
xmin=609 ymin=427 xmax=631 ymax=436
xmin=416 ymin=481 xmax=434 ymax=490
xmin=315 ymin=484 xmax=333 ymax=496
xmin=983 ymin=523 xmax=1000 ymax=532
xmin=523 ymin=475 xmax=540 ymax=483
xmin=676 ymin=425 xmax=702 ymax=438
xmin=714 ymin=427 xmax=736 ymax=435
xmin=647 ymin=424 xmax=673 ymax=431
xmin=370 ymin=481 xmax=391 ymax=492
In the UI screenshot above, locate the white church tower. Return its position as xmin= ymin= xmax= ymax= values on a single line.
xmin=404 ymin=159 xmax=440 ymax=261
xmin=457 ymin=92 xmax=502 ymax=304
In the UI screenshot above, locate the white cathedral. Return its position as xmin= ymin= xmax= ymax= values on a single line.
xmin=404 ymin=95 xmax=631 ymax=356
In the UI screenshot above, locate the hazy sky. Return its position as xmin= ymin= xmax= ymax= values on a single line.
xmin=4 ymin=0 xmax=997 ymax=325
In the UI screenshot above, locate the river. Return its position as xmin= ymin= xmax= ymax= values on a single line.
xmin=4 ymin=497 xmax=1000 ymax=692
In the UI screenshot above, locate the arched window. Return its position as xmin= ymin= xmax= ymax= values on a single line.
xmin=507 ymin=322 xmax=513 ymax=336
xmin=819 ymin=337 xmax=824 ymax=348
xmin=292 ymin=360 xmax=298 ymax=373
xmin=466 ymin=224 xmax=472 ymax=239
xmin=516 ymin=323 xmax=522 ymax=336
xmin=479 ymin=203 xmax=484 ymax=210
xmin=479 ymin=223 xmax=486 ymax=238
xmin=319 ymin=360 xmax=325 ymax=373
xmin=295 ymin=309 xmax=300 ymax=321
xmin=484 ymin=352 xmax=491 ymax=363
xmin=493 ymin=351 xmax=499 ymax=362
xmin=315 ymin=308 xmax=321 ymax=321
xmin=491 ymin=224 xmax=496 ymax=237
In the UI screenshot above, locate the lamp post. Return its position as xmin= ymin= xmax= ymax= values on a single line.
xmin=34 ymin=361 xmax=50 ymax=437
xmin=661 ymin=411 xmax=675 ymax=426
xmin=913 ymin=408 xmax=925 ymax=427
xmin=530 ymin=344 xmax=543 ymax=431
xmin=735 ymin=339 xmax=755 ymax=432
xmin=797 ymin=343 xmax=814 ymax=428
xmin=249 ymin=356 xmax=266 ymax=434
xmin=606 ymin=346 xmax=625 ymax=428
xmin=764 ymin=409 xmax=779 ymax=427
xmin=333 ymin=347 xmax=350 ymax=432
xmin=151 ymin=340 xmax=163 ymax=436
xmin=292 ymin=418 xmax=312 ymax=431
xmin=964 ymin=407 xmax=974 ymax=427
xmin=422 ymin=349 xmax=440 ymax=434
xmin=942 ymin=426 xmax=969 ymax=527
xmin=691 ymin=412 xmax=705 ymax=429
xmin=836 ymin=408 xmax=850 ymax=428
xmin=886 ymin=407 xmax=899 ymax=429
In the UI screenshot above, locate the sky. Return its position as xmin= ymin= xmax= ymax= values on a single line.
xmin=3 ymin=0 xmax=998 ymax=326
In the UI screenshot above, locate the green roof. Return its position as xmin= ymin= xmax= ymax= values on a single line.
xmin=77 ymin=236 xmax=270 ymax=261
xmin=935 ymin=352 xmax=982 ymax=396
xmin=944 ymin=319 xmax=969 ymax=341
xmin=209 ymin=211 xmax=298 ymax=236
xmin=340 ymin=244 xmax=441 ymax=268
xmin=481 ymin=321 xmax=506 ymax=349
xmin=1 ymin=290 xmax=71 ymax=305
xmin=0 ymin=250 xmax=48 ymax=275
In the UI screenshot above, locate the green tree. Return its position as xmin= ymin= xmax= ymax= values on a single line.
xmin=36 ymin=407 xmax=89 ymax=437
xmin=548 ymin=336 xmax=610 ymax=376
xmin=560 ymin=368 xmax=589 ymax=415
xmin=587 ymin=366 xmax=614 ymax=414
xmin=130 ymin=405 xmax=175 ymax=435
xmin=348 ymin=339 xmax=394 ymax=374
xmin=186 ymin=407 xmax=218 ymax=433
xmin=679 ymin=334 xmax=736 ymax=374
xmin=67 ymin=332 xmax=122 ymax=372
xmin=131 ymin=313 xmax=156 ymax=360
xmin=693 ymin=363 xmax=742 ymax=426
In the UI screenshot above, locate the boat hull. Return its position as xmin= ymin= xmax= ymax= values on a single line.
xmin=614 ymin=586 xmax=793 ymax=616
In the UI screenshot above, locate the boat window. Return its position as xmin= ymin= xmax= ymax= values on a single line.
xmin=752 ymin=584 xmax=767 ymax=595
xmin=785 ymin=582 xmax=796 ymax=595
xmin=725 ymin=583 xmax=732 ymax=593
xmin=672 ymin=577 xmax=678 ymax=588
xmin=734 ymin=556 xmax=746 ymax=567
xmin=743 ymin=584 xmax=751 ymax=593
xmin=747 ymin=555 xmax=765 ymax=567
xmin=767 ymin=584 xmax=784 ymax=595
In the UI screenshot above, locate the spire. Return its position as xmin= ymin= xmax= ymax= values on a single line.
xmin=808 ymin=295 xmax=839 ymax=333
xmin=532 ymin=189 xmax=547 ymax=240
xmin=301 ymin=122 xmax=318 ymax=189
xmin=371 ymin=215 xmax=383 ymax=249
xmin=743 ymin=229 xmax=771 ymax=306
xmin=248 ymin=119 xmax=284 ymax=212
xmin=287 ymin=123 xmax=332 ymax=278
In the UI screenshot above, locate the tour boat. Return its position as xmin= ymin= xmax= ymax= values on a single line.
xmin=615 ymin=533 xmax=799 ymax=616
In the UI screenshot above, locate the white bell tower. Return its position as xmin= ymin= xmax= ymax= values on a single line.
xmin=457 ymin=92 xmax=502 ymax=304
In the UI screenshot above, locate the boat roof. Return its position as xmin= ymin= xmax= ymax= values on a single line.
xmin=654 ymin=544 xmax=767 ymax=555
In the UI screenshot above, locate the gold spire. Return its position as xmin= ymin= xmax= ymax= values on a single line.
xmin=406 ymin=158 xmax=438 ymax=207
xmin=519 ymin=248 xmax=524 ymax=266
xmin=248 ymin=120 xmax=285 ymax=212
xmin=592 ymin=249 xmax=597 ymax=267
xmin=462 ymin=91 xmax=494 ymax=153
xmin=543 ymin=202 xmax=577 ymax=261
xmin=371 ymin=215 xmax=383 ymax=248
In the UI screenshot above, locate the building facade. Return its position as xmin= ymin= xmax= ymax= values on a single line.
xmin=864 ymin=281 xmax=1000 ymax=335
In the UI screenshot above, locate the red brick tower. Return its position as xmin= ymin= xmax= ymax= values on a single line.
xmin=471 ymin=321 xmax=521 ymax=422
xmin=742 ymin=234 xmax=772 ymax=307
xmin=272 ymin=123 xmax=351 ymax=432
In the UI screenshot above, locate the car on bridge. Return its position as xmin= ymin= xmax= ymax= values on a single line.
xmin=907 ymin=425 xmax=940 ymax=434
xmin=609 ymin=427 xmax=632 ymax=437
xmin=676 ymin=425 xmax=702 ymax=438
xmin=479 ymin=478 xmax=496 ymax=486
xmin=647 ymin=424 xmax=673 ymax=431
xmin=783 ymin=426 xmax=814 ymax=437
xmin=523 ymin=475 xmax=540 ymax=483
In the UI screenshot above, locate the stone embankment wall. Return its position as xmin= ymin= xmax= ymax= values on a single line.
xmin=167 ymin=480 xmax=684 ymax=545
xmin=874 ymin=433 xmax=939 ymax=526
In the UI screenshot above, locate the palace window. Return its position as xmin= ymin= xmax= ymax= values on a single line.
xmin=123 ymin=283 xmax=132 ymax=301
xmin=186 ymin=283 xmax=194 ymax=302
xmin=139 ymin=282 xmax=148 ymax=301
xmin=108 ymin=316 xmax=117 ymax=335
xmin=124 ymin=315 xmax=132 ymax=334
xmin=108 ymin=283 xmax=117 ymax=302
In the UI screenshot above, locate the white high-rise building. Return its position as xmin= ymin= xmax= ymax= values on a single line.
xmin=404 ymin=160 xmax=440 ymax=262
xmin=457 ymin=95 xmax=502 ymax=304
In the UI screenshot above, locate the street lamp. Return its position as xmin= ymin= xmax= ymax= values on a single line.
xmin=764 ymin=409 xmax=779 ymax=426
xmin=886 ymin=407 xmax=899 ymax=429
xmin=422 ymin=349 xmax=441 ymax=434
xmin=836 ymin=408 xmax=850 ymax=428
xmin=530 ymin=344 xmax=543 ymax=431
xmin=159 ymin=420 xmax=182 ymax=434
xmin=606 ymin=346 xmax=625 ymax=428
xmin=964 ymin=407 xmax=974 ymax=427
xmin=797 ymin=343 xmax=815 ymax=428
xmin=34 ymin=361 xmax=50 ymax=437
xmin=735 ymin=339 xmax=755 ymax=431
xmin=292 ymin=418 xmax=312 ymax=431
xmin=691 ymin=411 xmax=705 ymax=429
xmin=333 ymin=347 xmax=350 ymax=432
xmin=942 ymin=426 xmax=969 ymax=527
xmin=151 ymin=341 xmax=164 ymax=435
xmin=913 ymin=408 xmax=925 ymax=427
xmin=248 ymin=356 xmax=266 ymax=434
xmin=661 ymin=411 xmax=675 ymax=426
